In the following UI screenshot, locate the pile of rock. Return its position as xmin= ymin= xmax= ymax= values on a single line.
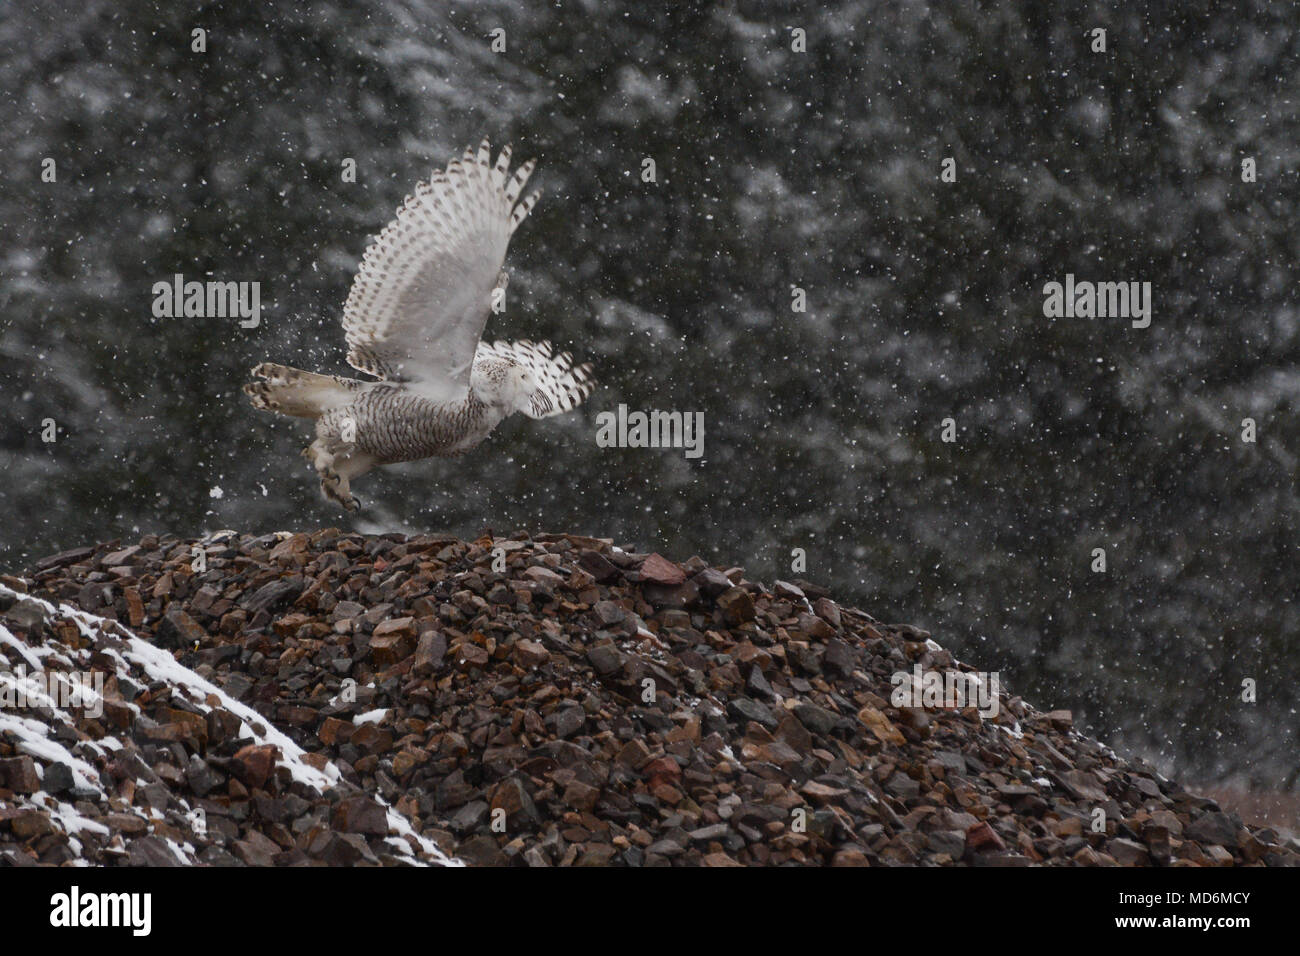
xmin=0 ymin=529 xmax=1293 ymax=866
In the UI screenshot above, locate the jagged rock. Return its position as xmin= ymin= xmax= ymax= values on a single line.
xmin=0 ymin=531 xmax=1291 ymax=869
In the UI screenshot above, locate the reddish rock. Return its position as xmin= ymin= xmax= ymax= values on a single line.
xmin=9 ymin=810 xmax=54 ymax=840
xmin=350 ymin=723 xmax=394 ymax=755
xmin=371 ymin=617 xmax=418 ymax=666
xmin=0 ymin=757 xmax=40 ymax=794
xmin=163 ymin=708 xmax=209 ymax=746
xmin=333 ymin=795 xmax=389 ymax=836
xmin=317 ymin=717 xmax=353 ymax=749
xmin=562 ymin=781 xmax=600 ymax=812
xmin=617 ymin=738 xmax=654 ymax=770
xmin=230 ymin=744 xmax=279 ymax=789
xmin=643 ymin=756 xmax=682 ymax=789
xmin=5 ymin=530 xmax=1294 ymax=871
xmin=458 ymin=642 xmax=490 ymax=668
xmin=965 ymin=821 xmax=1006 ymax=854
xmin=523 ymin=566 xmax=565 ymax=589
xmin=490 ymin=777 xmax=538 ymax=825
xmin=514 ymin=639 xmax=549 ymax=668
xmin=812 ymin=597 xmax=841 ymax=628
xmin=717 ymin=586 xmax=755 ymax=624
xmin=800 ymin=781 xmax=850 ymax=806
xmin=857 ymin=706 xmax=906 ymax=746
xmin=123 ymin=586 xmax=145 ymax=626
xmin=639 ymin=553 xmax=686 ymax=586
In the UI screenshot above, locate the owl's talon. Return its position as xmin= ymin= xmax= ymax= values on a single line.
xmin=319 ymin=468 xmax=361 ymax=512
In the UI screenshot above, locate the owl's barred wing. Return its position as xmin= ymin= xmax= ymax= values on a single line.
xmin=341 ymin=139 xmax=540 ymax=402
xmin=476 ymin=340 xmax=595 ymax=419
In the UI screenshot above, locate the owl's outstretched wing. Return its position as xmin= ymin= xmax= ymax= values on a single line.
xmin=475 ymin=340 xmax=595 ymax=419
xmin=341 ymin=139 xmax=539 ymax=403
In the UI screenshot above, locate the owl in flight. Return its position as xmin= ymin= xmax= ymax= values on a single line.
xmin=244 ymin=139 xmax=594 ymax=510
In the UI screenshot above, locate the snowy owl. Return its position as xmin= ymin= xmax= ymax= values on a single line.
xmin=244 ymin=139 xmax=594 ymax=510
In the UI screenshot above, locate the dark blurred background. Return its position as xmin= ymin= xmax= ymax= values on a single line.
xmin=1 ymin=1 xmax=1297 ymax=797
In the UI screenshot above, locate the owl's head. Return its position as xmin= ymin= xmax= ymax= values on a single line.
xmin=474 ymin=361 xmax=536 ymax=414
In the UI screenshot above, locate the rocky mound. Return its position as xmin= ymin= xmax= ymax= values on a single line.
xmin=0 ymin=530 xmax=1293 ymax=867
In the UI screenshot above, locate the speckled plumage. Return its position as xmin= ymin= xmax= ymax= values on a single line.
xmin=243 ymin=139 xmax=594 ymax=510
xmin=316 ymin=384 xmax=499 ymax=464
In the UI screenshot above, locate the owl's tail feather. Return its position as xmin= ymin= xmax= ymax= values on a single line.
xmin=243 ymin=363 xmax=362 ymax=419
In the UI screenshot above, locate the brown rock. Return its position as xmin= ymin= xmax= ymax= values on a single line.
xmin=514 ymin=639 xmax=549 ymax=668
xmin=458 ymin=642 xmax=490 ymax=668
xmin=1203 ymin=844 xmax=1235 ymax=866
xmin=350 ymin=723 xmax=394 ymax=755
xmin=333 ymin=795 xmax=389 ymax=836
xmin=639 ymin=553 xmax=686 ymax=586
xmin=1053 ymin=769 xmax=1108 ymax=803
xmin=692 ymin=568 xmax=733 ymax=596
xmin=18 ymin=529 xmax=1291 ymax=871
xmin=643 ymin=756 xmax=682 ymax=789
xmin=717 ymin=587 xmax=755 ymax=624
xmin=269 ymin=533 xmax=309 ymax=563
xmin=124 ymin=587 xmax=145 ymax=626
xmin=617 ymin=739 xmax=654 ymax=770
xmin=702 ymin=852 xmax=744 ymax=867
xmin=1108 ymin=837 xmax=1150 ymax=866
xmin=812 ymin=597 xmax=841 ymax=628
xmin=796 ymin=613 xmax=836 ymax=641
xmin=831 ymin=847 xmax=870 ymax=866
xmin=104 ymin=812 xmax=149 ymax=835
xmin=773 ymin=580 xmax=806 ymax=600
xmin=413 ymin=630 xmax=447 ymax=673
xmin=157 ymin=605 xmax=207 ymax=648
xmin=857 ymin=706 xmax=905 ymax=746
xmin=490 ymin=777 xmax=539 ymax=825
xmin=163 ymin=708 xmax=209 ymax=746
xmin=563 ymin=781 xmax=600 ymax=812
xmin=965 ymin=821 xmax=1006 ymax=854
xmin=575 ymin=843 xmax=618 ymax=866
xmin=592 ymin=600 xmax=625 ymax=625
xmin=800 ymin=781 xmax=850 ymax=805
xmin=230 ymin=744 xmax=279 ymax=789
xmin=317 ymin=716 xmax=352 ymax=746
xmin=1043 ymin=709 xmax=1074 ymax=730
xmin=371 ymin=617 xmax=418 ymax=665
xmin=524 ymin=566 xmax=565 ymax=589
xmin=9 ymin=810 xmax=54 ymax=839
xmin=577 ymin=550 xmax=620 ymax=582
xmin=0 ymin=757 xmax=40 ymax=794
